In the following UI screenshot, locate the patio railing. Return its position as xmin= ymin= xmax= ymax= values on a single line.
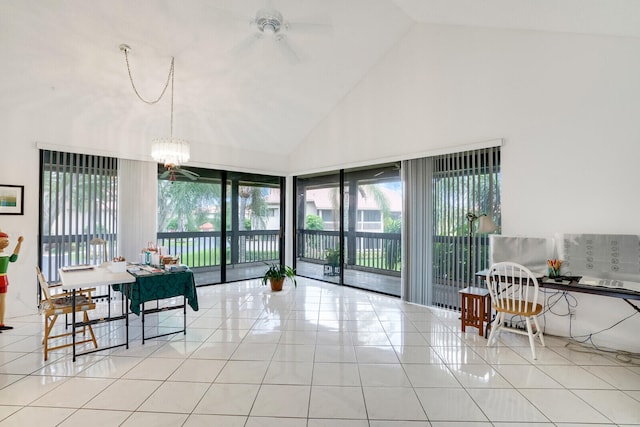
xmin=297 ymin=229 xmax=401 ymax=275
xmin=157 ymin=230 xmax=280 ymax=269
xmin=41 ymin=230 xmax=489 ymax=311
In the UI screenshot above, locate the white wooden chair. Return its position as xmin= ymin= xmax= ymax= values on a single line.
xmin=36 ymin=266 xmax=98 ymax=361
xmin=485 ymin=261 xmax=545 ymax=359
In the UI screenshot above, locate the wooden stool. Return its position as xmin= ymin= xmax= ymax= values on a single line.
xmin=459 ymin=287 xmax=491 ymax=337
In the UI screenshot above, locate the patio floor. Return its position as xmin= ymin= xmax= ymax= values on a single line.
xmin=193 ymin=261 xmax=401 ymax=297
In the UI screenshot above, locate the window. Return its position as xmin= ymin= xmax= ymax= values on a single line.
xmin=431 ymin=146 xmax=501 ymax=309
xmin=39 ymin=150 xmax=118 ymax=281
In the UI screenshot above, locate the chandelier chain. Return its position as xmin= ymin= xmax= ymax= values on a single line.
xmin=123 ymin=48 xmax=174 ymax=106
xmin=170 ymin=56 xmax=174 ymax=139
xmin=120 ymin=43 xmax=189 ymax=167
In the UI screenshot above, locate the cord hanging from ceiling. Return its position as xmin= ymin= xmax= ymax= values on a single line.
xmin=119 ymin=44 xmax=189 ymax=167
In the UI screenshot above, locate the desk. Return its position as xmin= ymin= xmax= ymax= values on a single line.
xmin=113 ymin=270 xmax=198 ymax=343
xmin=59 ymin=267 xmax=136 ymax=361
xmin=475 ymin=270 xmax=640 ymax=317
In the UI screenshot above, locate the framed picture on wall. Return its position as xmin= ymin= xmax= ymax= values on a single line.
xmin=0 ymin=185 xmax=24 ymax=215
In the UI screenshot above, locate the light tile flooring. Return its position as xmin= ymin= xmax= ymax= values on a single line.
xmin=1 ymin=277 xmax=639 ymax=426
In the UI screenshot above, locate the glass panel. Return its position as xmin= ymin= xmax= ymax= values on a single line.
xmin=295 ymin=172 xmax=341 ymax=284
xmin=227 ymin=172 xmax=282 ymax=282
xmin=344 ymin=163 xmax=401 ymax=296
xmin=156 ymin=166 xmax=223 ymax=285
xmin=431 ymin=147 xmax=501 ymax=309
xmin=39 ymin=150 xmax=118 ymax=283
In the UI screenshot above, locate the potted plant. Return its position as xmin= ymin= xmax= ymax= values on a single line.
xmin=262 ymin=262 xmax=297 ymax=291
xmin=324 ymin=247 xmax=341 ymax=276
xmin=325 ymin=247 xmax=340 ymax=267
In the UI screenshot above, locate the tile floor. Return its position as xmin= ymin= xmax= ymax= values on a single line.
xmin=0 ymin=277 xmax=639 ymax=426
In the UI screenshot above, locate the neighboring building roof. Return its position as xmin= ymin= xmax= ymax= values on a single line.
xmin=305 ymin=187 xmax=401 ymax=212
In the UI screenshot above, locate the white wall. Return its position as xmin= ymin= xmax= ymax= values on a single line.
xmin=290 ymin=23 xmax=640 ymax=352
xmin=2 ymin=120 xmax=42 ymax=319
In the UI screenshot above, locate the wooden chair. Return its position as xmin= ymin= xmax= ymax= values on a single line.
xmin=485 ymin=262 xmax=545 ymax=359
xmin=36 ymin=266 xmax=98 ymax=361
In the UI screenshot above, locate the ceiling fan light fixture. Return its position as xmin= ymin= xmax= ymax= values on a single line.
xmin=263 ymin=23 xmax=276 ymax=35
xmin=256 ymin=8 xmax=283 ymax=35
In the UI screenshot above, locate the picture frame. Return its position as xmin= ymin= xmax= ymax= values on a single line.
xmin=0 ymin=185 xmax=24 ymax=215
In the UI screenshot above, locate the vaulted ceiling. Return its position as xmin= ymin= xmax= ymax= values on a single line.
xmin=2 ymin=0 xmax=638 ymax=161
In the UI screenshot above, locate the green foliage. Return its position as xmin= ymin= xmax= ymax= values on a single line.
xmin=158 ymin=180 xmax=221 ymax=232
xmin=384 ymin=217 xmax=401 ymax=233
xmin=305 ymin=214 xmax=324 ymax=230
xmin=262 ymin=263 xmax=297 ymax=287
xmin=166 ymin=218 xmax=179 ymax=231
xmin=238 ymin=186 xmax=269 ymax=231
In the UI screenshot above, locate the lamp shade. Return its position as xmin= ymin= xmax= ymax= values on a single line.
xmin=478 ymin=215 xmax=499 ymax=234
xmin=151 ymin=138 xmax=190 ymax=166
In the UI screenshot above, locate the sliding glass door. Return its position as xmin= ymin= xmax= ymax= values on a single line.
xmin=295 ymin=172 xmax=341 ymax=284
xmin=431 ymin=147 xmax=501 ymax=309
xmin=156 ymin=167 xmax=284 ymax=285
xmin=294 ymin=163 xmax=401 ymax=296
xmin=39 ymin=150 xmax=118 ymax=282
xmin=343 ymin=164 xmax=401 ymax=295
xmin=226 ymin=172 xmax=284 ymax=282
xmin=157 ymin=166 xmax=224 ymax=284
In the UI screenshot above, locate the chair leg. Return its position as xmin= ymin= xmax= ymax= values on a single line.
xmin=533 ymin=315 xmax=545 ymax=347
xmin=83 ymin=311 xmax=98 ymax=349
xmin=43 ymin=314 xmax=59 ymax=361
xmin=525 ymin=317 xmax=537 ymax=360
xmin=44 ymin=316 xmax=49 ymax=361
xmin=487 ymin=311 xmax=503 ymax=346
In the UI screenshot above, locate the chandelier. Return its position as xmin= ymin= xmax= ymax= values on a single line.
xmin=120 ymin=44 xmax=190 ymax=166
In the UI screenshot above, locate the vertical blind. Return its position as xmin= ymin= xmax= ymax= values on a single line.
xmin=39 ymin=150 xmax=118 ymax=281
xmin=431 ymin=146 xmax=501 ymax=309
xmin=401 ymin=157 xmax=434 ymax=304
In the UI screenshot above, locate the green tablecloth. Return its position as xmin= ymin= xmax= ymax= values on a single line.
xmin=113 ymin=270 xmax=199 ymax=315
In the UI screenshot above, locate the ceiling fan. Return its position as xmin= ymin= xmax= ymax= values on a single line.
xmin=160 ymin=164 xmax=199 ymax=182
xmin=230 ymin=6 xmax=330 ymax=64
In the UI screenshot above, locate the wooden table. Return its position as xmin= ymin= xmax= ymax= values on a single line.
xmin=459 ymin=286 xmax=491 ymax=337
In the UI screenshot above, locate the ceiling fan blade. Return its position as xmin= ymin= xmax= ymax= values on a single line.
xmin=178 ymin=169 xmax=199 ymax=180
xmin=275 ymin=36 xmax=300 ymax=64
xmin=177 ymin=167 xmax=199 ymax=178
xmin=229 ymin=32 xmax=262 ymax=56
xmin=160 ymin=170 xmax=170 ymax=179
xmin=180 ymin=168 xmax=199 ymax=177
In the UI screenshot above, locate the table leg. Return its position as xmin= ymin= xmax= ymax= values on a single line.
xmin=72 ymin=288 xmax=76 ymax=362
xmin=125 ymin=284 xmax=129 ymax=349
xmin=478 ymin=296 xmax=484 ymax=337
xmin=460 ymin=294 xmax=467 ymax=333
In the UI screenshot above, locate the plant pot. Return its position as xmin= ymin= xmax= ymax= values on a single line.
xmin=270 ymin=278 xmax=284 ymax=292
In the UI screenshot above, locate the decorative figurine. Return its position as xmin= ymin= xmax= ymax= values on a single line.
xmin=0 ymin=231 xmax=24 ymax=331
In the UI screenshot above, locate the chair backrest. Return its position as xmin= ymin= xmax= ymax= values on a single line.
xmin=35 ymin=266 xmax=53 ymax=303
xmin=485 ymin=261 xmax=540 ymax=312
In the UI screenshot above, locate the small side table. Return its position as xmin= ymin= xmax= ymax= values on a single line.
xmin=459 ymin=287 xmax=491 ymax=337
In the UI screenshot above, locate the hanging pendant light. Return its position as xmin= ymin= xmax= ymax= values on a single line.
xmin=120 ymin=44 xmax=190 ymax=166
